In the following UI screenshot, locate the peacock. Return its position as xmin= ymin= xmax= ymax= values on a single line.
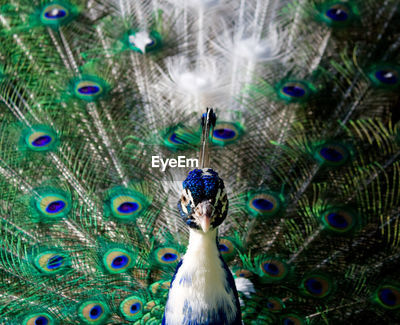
xmin=0 ymin=0 xmax=399 ymax=323
xmin=163 ymin=109 xmax=242 ymax=325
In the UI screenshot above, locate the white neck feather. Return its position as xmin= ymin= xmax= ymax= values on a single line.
xmin=164 ymin=229 xmax=237 ymax=324
xmin=186 ymin=228 xmax=219 ymax=258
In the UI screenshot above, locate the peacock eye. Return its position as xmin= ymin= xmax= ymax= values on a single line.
xmin=78 ymin=301 xmax=109 ymax=324
xmin=103 ymin=248 xmax=134 ymax=274
xmin=313 ymin=142 xmax=350 ymax=167
xmin=259 ymin=258 xmax=289 ymax=281
xmin=119 ymin=296 xmax=144 ymax=321
xmin=320 ymin=207 xmax=357 ymax=233
xmin=218 ymin=237 xmax=236 ymax=262
xmin=22 ymin=312 xmax=54 ymax=325
xmin=162 ymin=125 xmax=200 ymax=151
xmin=375 ymin=285 xmax=400 ymax=309
xmin=211 ymin=122 xmax=244 ymax=146
xmin=300 ymin=274 xmax=333 ymax=298
xmin=325 ymin=4 xmax=350 ymax=22
xmin=154 ymin=247 xmax=180 ymax=265
xmin=368 ymin=65 xmax=400 ymax=89
xmin=246 ymin=191 xmax=282 ymax=218
xmin=43 ymin=5 xmax=68 ymax=19
xmin=39 ymin=1 xmax=78 ymax=28
xmin=277 ymin=80 xmax=315 ymax=103
xmin=32 ymin=250 xmax=69 ymax=275
xmin=265 ymin=297 xmax=285 ymax=313
xmin=74 ymin=81 xmax=103 ymax=100
xmin=181 ymin=194 xmax=188 ymax=204
xmin=71 ymin=75 xmax=109 ymax=102
xmin=317 ymin=2 xmax=356 ymax=27
xmin=22 ymin=125 xmax=59 ymax=152
xmin=234 ymin=268 xmax=253 ymax=278
xmin=280 ymin=313 xmax=305 ymax=325
xmin=104 ymin=187 xmax=149 ymax=222
xmin=30 ymin=188 xmax=72 ymax=222
xmin=181 ymin=190 xmax=191 ymax=205
xmin=169 ymin=132 xmax=188 ymax=145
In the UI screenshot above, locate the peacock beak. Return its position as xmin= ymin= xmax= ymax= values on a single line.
xmin=195 ymin=201 xmax=214 ymax=233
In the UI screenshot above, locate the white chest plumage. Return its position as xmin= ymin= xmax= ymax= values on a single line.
xmin=164 ymin=229 xmax=238 ymax=325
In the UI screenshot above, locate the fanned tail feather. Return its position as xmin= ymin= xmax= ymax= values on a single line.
xmin=0 ymin=0 xmax=399 ymax=323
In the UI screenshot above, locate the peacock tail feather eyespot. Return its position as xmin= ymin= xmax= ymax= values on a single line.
xmin=119 ymin=296 xmax=144 ymax=321
xmin=266 ymin=297 xmax=285 ymax=313
xmin=320 ymin=207 xmax=357 ymax=233
xmin=113 ymin=195 xmax=141 ymax=215
xmin=38 ymin=1 xmax=78 ymax=27
xmin=162 ymin=125 xmax=200 ymax=150
xmin=30 ymin=188 xmax=71 ymax=221
xmin=259 ymin=257 xmax=288 ymax=280
xmin=280 ymin=313 xmax=305 ymax=325
xmin=247 ymin=192 xmax=282 ymax=218
xmin=374 ymin=285 xmax=400 ymax=310
xmin=375 ymin=70 xmax=398 ymax=85
xmin=78 ymin=301 xmax=109 ymax=324
xmin=167 ymin=131 xmax=188 ymax=146
xmin=218 ymin=237 xmax=236 ymax=261
xmin=276 ymin=80 xmax=315 ymax=103
xmin=28 ymin=132 xmax=53 ymax=148
xmin=21 ymin=126 xmax=59 ymax=152
xmin=313 ymin=142 xmax=350 ymax=167
xmin=281 ymin=83 xmax=306 ymax=98
xmin=103 ymin=248 xmax=134 ymax=273
xmin=0 ymin=1 xmax=398 ymax=324
xmin=34 ymin=251 xmax=69 ymax=274
xmin=41 ymin=4 xmax=68 ymax=23
xmin=76 ymin=81 xmax=101 ymax=95
xmin=38 ymin=195 xmax=68 ymax=216
xmin=71 ymin=76 xmax=109 ymax=101
xmin=325 ymin=4 xmax=350 ymax=21
xmin=323 ymin=3 xmax=351 ymax=22
xmin=154 ymin=247 xmax=180 ymax=265
xmin=211 ymin=122 xmax=244 ymax=146
xmin=34 ymin=194 xmax=70 ymax=221
xmin=104 ymin=187 xmax=149 ymax=221
xmin=317 ymin=1 xmax=357 ymax=27
xmin=124 ymin=29 xmax=163 ymax=54
xmin=234 ymin=268 xmax=254 ymax=279
xmin=300 ymin=274 xmax=333 ymax=298
xmin=22 ymin=312 xmax=54 ymax=325
xmin=218 ymin=238 xmax=233 ymax=253
xmin=367 ymin=64 xmax=400 ymax=89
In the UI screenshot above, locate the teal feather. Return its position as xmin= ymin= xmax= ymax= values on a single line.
xmin=76 ymin=298 xmax=110 ymax=324
xmin=0 ymin=0 xmax=399 ymax=323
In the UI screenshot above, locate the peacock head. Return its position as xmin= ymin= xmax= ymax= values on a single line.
xmin=178 ymin=168 xmax=228 ymax=233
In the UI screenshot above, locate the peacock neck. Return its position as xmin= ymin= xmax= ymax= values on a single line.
xmin=180 ymin=228 xmax=224 ymax=285
xmin=163 ymin=227 xmax=239 ymax=324
xmin=186 ymin=228 xmax=219 ymax=258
